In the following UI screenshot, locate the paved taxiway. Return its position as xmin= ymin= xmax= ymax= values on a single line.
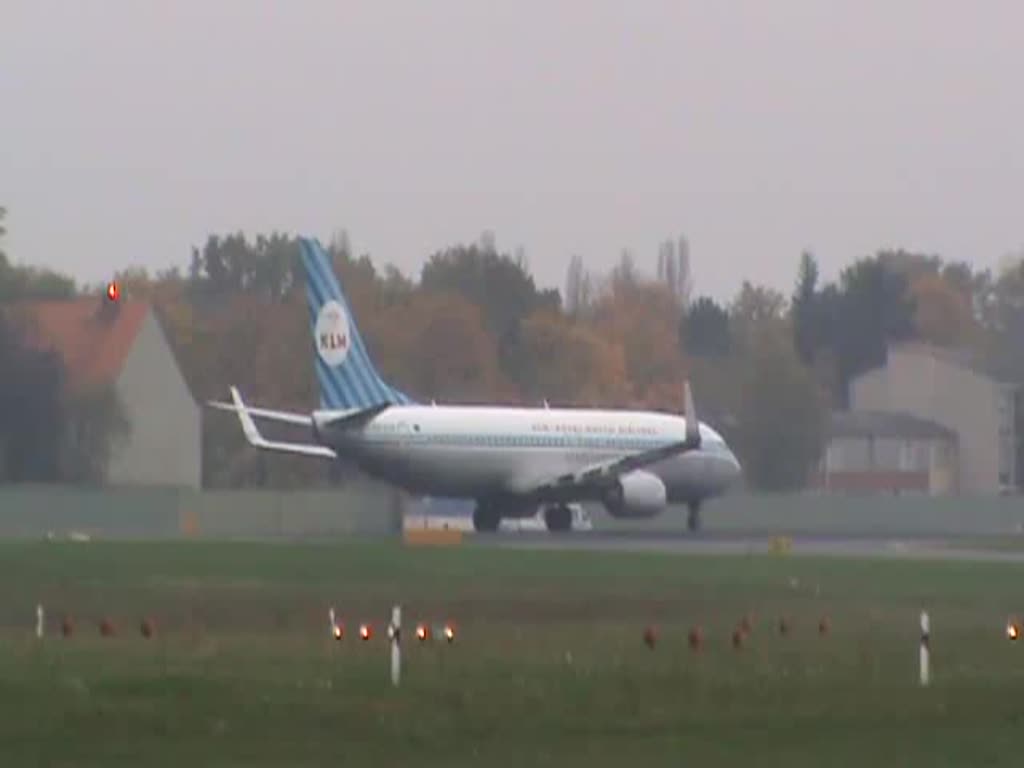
xmin=473 ymin=531 xmax=1024 ymax=563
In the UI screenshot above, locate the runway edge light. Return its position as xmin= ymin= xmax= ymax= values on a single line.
xmin=329 ymin=607 xmax=344 ymax=640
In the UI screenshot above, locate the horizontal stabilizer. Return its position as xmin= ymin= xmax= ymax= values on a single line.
xmin=206 ymin=399 xmax=314 ymax=428
xmin=217 ymin=387 xmax=337 ymax=460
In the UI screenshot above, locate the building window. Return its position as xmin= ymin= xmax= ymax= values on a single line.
xmin=827 ymin=438 xmax=869 ymax=472
xmin=873 ymin=438 xmax=902 ymax=470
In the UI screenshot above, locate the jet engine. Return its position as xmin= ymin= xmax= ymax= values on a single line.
xmin=602 ymin=470 xmax=668 ymax=518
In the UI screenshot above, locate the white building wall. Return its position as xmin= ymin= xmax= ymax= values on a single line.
xmin=105 ymin=310 xmax=201 ymax=488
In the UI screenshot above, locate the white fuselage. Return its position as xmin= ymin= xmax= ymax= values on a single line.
xmin=315 ymin=404 xmax=741 ymax=513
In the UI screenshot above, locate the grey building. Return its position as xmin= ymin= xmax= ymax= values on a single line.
xmin=850 ymin=342 xmax=1019 ymax=494
xmin=19 ymin=294 xmax=201 ymax=488
xmin=815 ymin=410 xmax=958 ymax=495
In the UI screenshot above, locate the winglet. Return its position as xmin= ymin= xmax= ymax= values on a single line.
xmin=230 ymin=386 xmax=264 ymax=447
xmin=221 ymin=386 xmax=337 ymax=459
xmin=684 ymin=380 xmax=700 ymax=448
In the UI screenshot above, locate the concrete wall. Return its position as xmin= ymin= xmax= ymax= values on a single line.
xmin=590 ymin=493 xmax=1024 ymax=537
xmin=0 ymin=485 xmax=403 ymax=539
xmin=106 ymin=310 xmax=202 ymax=489
xmin=2 ymin=486 xmax=1022 ymax=541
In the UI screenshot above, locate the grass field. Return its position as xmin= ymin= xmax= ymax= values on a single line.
xmin=2 ymin=539 xmax=1024 ymax=766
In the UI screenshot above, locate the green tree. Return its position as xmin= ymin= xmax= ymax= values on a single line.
xmin=0 ymin=253 xmax=77 ymax=301
xmin=792 ymin=251 xmax=819 ymax=364
xmin=826 ymin=257 xmax=916 ymax=404
xmin=0 ymin=310 xmax=66 ymax=482
xmin=682 ymin=296 xmax=732 ymax=358
xmin=58 ymin=385 xmax=131 ymax=485
xmin=987 ymin=258 xmax=1024 ymax=381
xmin=188 ymin=232 xmax=304 ymax=302
xmin=734 ymin=323 xmax=827 ymax=490
xmin=421 ymin=239 xmax=559 ymax=379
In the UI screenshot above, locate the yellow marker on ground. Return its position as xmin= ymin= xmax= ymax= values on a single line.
xmin=403 ymin=528 xmax=463 ymax=546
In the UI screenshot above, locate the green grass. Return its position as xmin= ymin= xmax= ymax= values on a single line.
xmin=1 ymin=539 xmax=1024 ymax=766
xmin=940 ymin=535 xmax=1024 ymax=552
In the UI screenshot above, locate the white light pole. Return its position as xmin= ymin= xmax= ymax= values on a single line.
xmin=388 ymin=605 xmax=401 ymax=687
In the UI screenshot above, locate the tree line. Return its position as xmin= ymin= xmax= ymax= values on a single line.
xmin=1 ymin=205 xmax=1023 ymax=491
xmin=0 ymin=207 xmax=129 ymax=483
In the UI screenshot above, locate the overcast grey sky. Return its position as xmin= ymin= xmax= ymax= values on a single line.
xmin=2 ymin=1 xmax=1022 ymax=302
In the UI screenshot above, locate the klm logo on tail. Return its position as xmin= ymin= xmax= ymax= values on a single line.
xmin=299 ymin=238 xmax=414 ymax=411
xmin=315 ymin=300 xmax=351 ymax=367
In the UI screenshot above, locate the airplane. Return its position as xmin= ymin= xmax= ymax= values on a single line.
xmin=209 ymin=237 xmax=742 ymax=533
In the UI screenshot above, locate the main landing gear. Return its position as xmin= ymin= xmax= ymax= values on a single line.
xmin=542 ymin=504 xmax=572 ymax=533
xmin=472 ymin=502 xmax=501 ymax=533
xmin=472 ymin=500 xmax=574 ymax=533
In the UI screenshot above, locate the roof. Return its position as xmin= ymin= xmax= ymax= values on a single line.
xmin=6 ymin=297 xmax=149 ymax=389
xmin=829 ymin=409 xmax=957 ymax=441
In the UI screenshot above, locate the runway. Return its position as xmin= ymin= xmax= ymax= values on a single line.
xmin=473 ymin=530 xmax=1024 ymax=563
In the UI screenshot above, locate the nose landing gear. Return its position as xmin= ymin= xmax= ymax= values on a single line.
xmin=687 ymin=501 xmax=702 ymax=533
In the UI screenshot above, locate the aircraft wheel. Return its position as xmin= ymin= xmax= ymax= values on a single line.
xmin=687 ymin=502 xmax=702 ymax=533
xmin=544 ymin=505 xmax=572 ymax=533
xmin=473 ymin=502 xmax=501 ymax=533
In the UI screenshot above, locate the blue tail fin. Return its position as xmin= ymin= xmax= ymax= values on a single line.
xmin=298 ymin=237 xmax=414 ymax=410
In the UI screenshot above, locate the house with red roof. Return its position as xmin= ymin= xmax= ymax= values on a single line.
xmin=14 ymin=291 xmax=200 ymax=488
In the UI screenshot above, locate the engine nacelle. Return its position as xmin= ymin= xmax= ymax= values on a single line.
xmin=602 ymin=470 xmax=668 ymax=519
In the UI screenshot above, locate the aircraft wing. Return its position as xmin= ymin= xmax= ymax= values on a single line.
xmin=209 ymin=387 xmax=337 ymax=460
xmin=515 ymin=382 xmax=702 ymax=498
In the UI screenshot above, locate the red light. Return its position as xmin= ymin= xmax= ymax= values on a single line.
xmin=106 ymin=281 xmax=120 ymax=302
xmin=1008 ymin=621 xmax=1020 ymax=641
xmin=416 ymin=624 xmax=429 ymax=642
xmin=333 ymin=624 xmax=344 ymax=641
xmin=359 ymin=623 xmax=372 ymax=641
xmin=443 ymin=624 xmax=455 ymax=643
